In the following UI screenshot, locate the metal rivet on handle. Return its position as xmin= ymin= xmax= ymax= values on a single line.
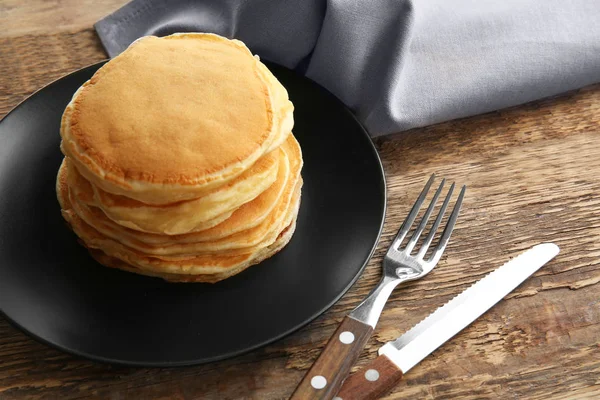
xmin=339 ymin=331 xmax=355 ymax=344
xmin=365 ymin=369 xmax=380 ymax=382
xmin=311 ymin=375 xmax=327 ymax=389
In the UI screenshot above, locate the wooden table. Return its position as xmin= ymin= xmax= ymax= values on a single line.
xmin=1 ymin=1 xmax=599 ymax=399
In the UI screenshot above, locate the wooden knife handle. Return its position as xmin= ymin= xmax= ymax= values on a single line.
xmin=290 ymin=316 xmax=373 ymax=400
xmin=335 ymin=354 xmax=404 ymax=400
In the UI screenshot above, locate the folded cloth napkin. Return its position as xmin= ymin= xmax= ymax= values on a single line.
xmin=95 ymin=0 xmax=600 ymax=136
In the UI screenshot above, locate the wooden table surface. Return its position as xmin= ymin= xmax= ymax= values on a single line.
xmin=1 ymin=1 xmax=599 ymax=399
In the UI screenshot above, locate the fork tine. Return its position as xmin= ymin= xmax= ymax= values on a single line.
xmin=390 ymin=174 xmax=435 ymax=251
xmin=427 ymin=184 xmax=466 ymax=264
xmin=417 ymin=182 xmax=455 ymax=259
xmin=404 ymin=178 xmax=445 ymax=254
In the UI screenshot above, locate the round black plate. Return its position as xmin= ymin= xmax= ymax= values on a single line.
xmin=0 ymin=62 xmax=385 ymax=366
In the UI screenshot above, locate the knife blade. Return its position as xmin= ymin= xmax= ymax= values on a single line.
xmin=334 ymin=243 xmax=560 ymax=400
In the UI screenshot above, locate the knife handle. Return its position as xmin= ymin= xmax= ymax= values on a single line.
xmin=290 ymin=316 xmax=373 ymax=400
xmin=335 ymin=354 xmax=403 ymax=400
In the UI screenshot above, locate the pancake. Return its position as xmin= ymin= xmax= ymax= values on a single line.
xmin=60 ymin=33 xmax=294 ymax=204
xmin=57 ymin=165 xmax=299 ymax=283
xmin=68 ymin=159 xmax=286 ymax=246
xmin=67 ymin=134 xmax=302 ymax=247
xmin=60 ymin=156 xmax=301 ymax=258
xmin=67 ymin=148 xmax=280 ymax=235
xmin=256 ymin=59 xmax=294 ymax=153
xmin=69 ymin=178 xmax=301 ymax=259
xmin=89 ymin=217 xmax=298 ymax=283
xmin=56 ymin=33 xmax=303 ymax=283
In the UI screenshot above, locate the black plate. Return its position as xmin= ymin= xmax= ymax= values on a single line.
xmin=0 ymin=62 xmax=386 ymax=366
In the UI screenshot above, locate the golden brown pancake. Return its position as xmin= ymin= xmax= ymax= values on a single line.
xmin=57 ymin=164 xmax=299 ymax=283
xmin=60 ymin=33 xmax=293 ymax=204
xmin=69 ymin=178 xmax=301 ymax=259
xmin=88 ymin=218 xmax=297 ymax=283
xmin=255 ymin=59 xmax=294 ymax=153
xmin=67 ymin=134 xmax=302 ymax=245
xmin=68 ymin=150 xmax=285 ymax=246
xmin=67 ymin=149 xmax=279 ymax=235
xmin=56 ymin=33 xmax=303 ymax=283
xmin=61 ymin=154 xmax=301 ymax=258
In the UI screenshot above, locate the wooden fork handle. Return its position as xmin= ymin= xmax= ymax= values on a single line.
xmin=290 ymin=316 xmax=373 ymax=400
xmin=335 ymin=354 xmax=404 ymax=400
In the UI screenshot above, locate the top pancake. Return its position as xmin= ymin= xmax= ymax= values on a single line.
xmin=60 ymin=33 xmax=293 ymax=204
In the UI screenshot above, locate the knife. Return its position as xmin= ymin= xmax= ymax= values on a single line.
xmin=333 ymin=243 xmax=560 ymax=400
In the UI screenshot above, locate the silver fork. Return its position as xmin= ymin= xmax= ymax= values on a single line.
xmin=291 ymin=174 xmax=466 ymax=400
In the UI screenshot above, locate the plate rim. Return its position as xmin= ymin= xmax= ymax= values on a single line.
xmin=0 ymin=60 xmax=387 ymax=367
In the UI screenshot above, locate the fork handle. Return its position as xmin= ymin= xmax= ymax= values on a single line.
xmin=289 ymin=316 xmax=373 ymax=400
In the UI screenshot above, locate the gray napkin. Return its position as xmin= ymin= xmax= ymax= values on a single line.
xmin=95 ymin=0 xmax=600 ymax=136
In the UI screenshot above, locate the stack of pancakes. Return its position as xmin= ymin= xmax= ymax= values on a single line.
xmin=56 ymin=33 xmax=302 ymax=283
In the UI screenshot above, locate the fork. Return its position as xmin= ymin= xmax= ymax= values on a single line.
xmin=290 ymin=174 xmax=466 ymax=400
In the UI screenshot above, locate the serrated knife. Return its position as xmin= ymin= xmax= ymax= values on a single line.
xmin=333 ymin=243 xmax=560 ymax=400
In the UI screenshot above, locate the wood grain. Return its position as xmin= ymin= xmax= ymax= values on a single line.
xmin=0 ymin=0 xmax=126 ymax=38
xmin=290 ymin=317 xmax=373 ymax=400
xmin=1 ymin=1 xmax=599 ymax=399
xmin=336 ymin=355 xmax=403 ymax=400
